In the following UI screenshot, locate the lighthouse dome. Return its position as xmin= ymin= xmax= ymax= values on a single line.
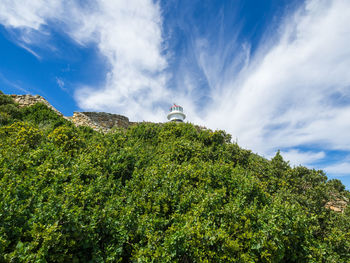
xmin=167 ymin=104 xmax=186 ymax=122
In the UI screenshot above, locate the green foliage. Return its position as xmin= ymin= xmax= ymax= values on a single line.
xmin=48 ymin=125 xmax=84 ymax=153
xmin=21 ymin=103 xmax=71 ymax=130
xmin=0 ymin=92 xmax=22 ymax=125
xmin=0 ymin=92 xmax=349 ymax=262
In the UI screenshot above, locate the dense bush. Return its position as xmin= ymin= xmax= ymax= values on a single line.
xmin=0 ymin=91 xmax=22 ymax=125
xmin=0 ymin=92 xmax=349 ymax=262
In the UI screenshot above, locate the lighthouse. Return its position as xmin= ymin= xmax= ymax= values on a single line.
xmin=167 ymin=104 xmax=186 ymax=122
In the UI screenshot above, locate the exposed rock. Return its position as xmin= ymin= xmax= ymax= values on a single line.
xmin=325 ymin=196 xmax=348 ymax=213
xmin=69 ymin=112 xmax=131 ymax=132
xmin=9 ymin=94 xmax=136 ymax=132
xmin=11 ymin=94 xmax=63 ymax=116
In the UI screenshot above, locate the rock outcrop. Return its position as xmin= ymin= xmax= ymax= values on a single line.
xmin=10 ymin=94 xmax=133 ymax=132
xmin=325 ymin=196 xmax=349 ymax=213
xmin=11 ymin=94 xmax=62 ymax=116
xmin=67 ymin=112 xmax=131 ymax=132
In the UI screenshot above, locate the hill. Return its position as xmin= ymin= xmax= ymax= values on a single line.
xmin=0 ymin=91 xmax=350 ymax=262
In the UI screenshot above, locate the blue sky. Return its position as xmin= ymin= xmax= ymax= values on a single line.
xmin=1 ymin=0 xmax=350 ymax=188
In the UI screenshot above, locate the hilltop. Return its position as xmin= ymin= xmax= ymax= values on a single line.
xmin=0 ymin=91 xmax=350 ymax=262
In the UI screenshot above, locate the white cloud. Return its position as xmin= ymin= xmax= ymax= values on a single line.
xmin=70 ymin=1 xmax=170 ymax=122
xmin=322 ymin=162 xmax=350 ymax=176
xmin=280 ymin=149 xmax=325 ymax=166
xmin=0 ymin=0 xmax=170 ymax=122
xmin=0 ymin=0 xmax=62 ymax=30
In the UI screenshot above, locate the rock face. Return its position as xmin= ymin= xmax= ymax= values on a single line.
xmin=68 ymin=112 xmax=131 ymax=132
xmin=11 ymin=94 xmax=63 ymax=116
xmin=325 ymin=197 xmax=349 ymax=213
xmin=10 ymin=94 xmax=133 ymax=132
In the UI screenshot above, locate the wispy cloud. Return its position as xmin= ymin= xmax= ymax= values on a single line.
xmin=16 ymin=42 xmax=41 ymax=59
xmin=168 ymin=0 xmax=350 ymax=177
xmin=55 ymin=77 xmax=66 ymax=91
xmin=199 ymin=0 xmax=350 ymax=158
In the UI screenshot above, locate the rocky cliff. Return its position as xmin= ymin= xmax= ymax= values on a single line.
xmin=11 ymin=95 xmax=63 ymax=116
xmin=11 ymin=94 xmax=133 ymax=132
xmin=67 ymin=112 xmax=133 ymax=132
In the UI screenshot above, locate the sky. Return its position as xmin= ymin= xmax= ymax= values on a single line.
xmin=1 ymin=0 xmax=350 ymax=188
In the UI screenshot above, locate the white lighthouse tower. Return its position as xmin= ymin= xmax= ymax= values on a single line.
xmin=167 ymin=104 xmax=186 ymax=122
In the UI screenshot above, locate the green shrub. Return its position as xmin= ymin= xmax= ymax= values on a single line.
xmin=0 ymin=110 xmax=349 ymax=262
xmin=0 ymin=92 xmax=22 ymax=125
xmin=21 ymin=103 xmax=70 ymax=130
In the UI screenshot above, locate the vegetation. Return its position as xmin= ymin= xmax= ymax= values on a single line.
xmin=0 ymin=91 xmax=349 ymax=262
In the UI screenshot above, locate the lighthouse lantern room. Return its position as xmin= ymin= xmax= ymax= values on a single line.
xmin=167 ymin=104 xmax=186 ymax=122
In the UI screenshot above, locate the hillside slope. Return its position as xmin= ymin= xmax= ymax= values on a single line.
xmin=0 ymin=91 xmax=350 ymax=262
